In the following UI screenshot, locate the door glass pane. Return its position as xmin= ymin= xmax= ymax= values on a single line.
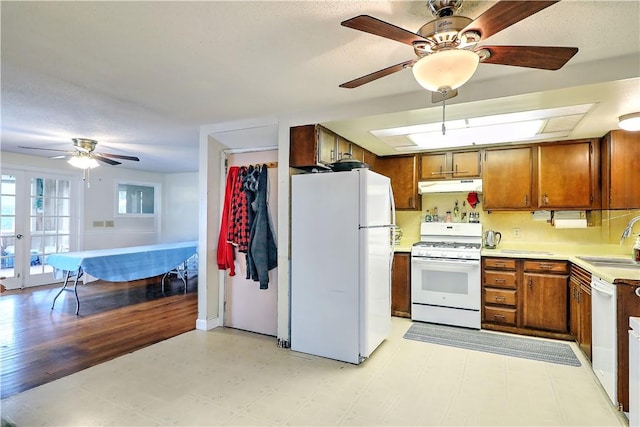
xmin=29 ymin=176 xmax=72 ymax=269
xmin=1 ymin=175 xmax=17 ymax=276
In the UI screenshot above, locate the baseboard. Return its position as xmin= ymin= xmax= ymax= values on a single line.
xmin=196 ymin=317 xmax=219 ymax=331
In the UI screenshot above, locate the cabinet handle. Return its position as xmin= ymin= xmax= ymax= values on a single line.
xmin=494 ymin=295 xmax=506 ymax=302
xmin=523 ymin=195 xmax=528 ymax=205
xmin=494 ymin=262 xmax=506 ymax=267
xmin=578 ymin=289 xmax=581 ymax=303
xmin=331 ymin=149 xmax=336 ymax=162
xmin=539 ymin=263 xmax=554 ymax=269
xmin=408 ymin=196 xmax=413 ymax=207
xmin=494 ymin=278 xmax=506 ymax=283
xmin=431 ymin=169 xmax=469 ymax=175
xmin=528 ymin=278 xmax=533 ymax=289
xmin=543 ymin=193 xmax=549 ymax=205
xmin=493 ymin=314 xmax=505 ymax=320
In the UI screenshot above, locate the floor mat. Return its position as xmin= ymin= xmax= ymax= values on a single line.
xmin=403 ymin=322 xmax=581 ymax=367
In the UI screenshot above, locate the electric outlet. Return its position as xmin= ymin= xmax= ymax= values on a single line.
xmin=512 ymin=228 xmax=521 ymax=238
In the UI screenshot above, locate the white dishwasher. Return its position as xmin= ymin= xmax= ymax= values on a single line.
xmin=630 ymin=316 xmax=640 ymax=427
xmin=591 ymin=275 xmax=617 ymax=406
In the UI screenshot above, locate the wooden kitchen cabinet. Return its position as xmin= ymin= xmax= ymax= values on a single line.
xmin=290 ymin=124 xmax=330 ymax=169
xmin=569 ymin=263 xmax=592 ymax=361
xmin=616 ymin=281 xmax=640 ymax=412
xmin=351 ymin=145 xmax=377 ymax=169
xmin=419 ymin=150 xmax=480 ymax=180
xmin=483 ymin=146 xmax=534 ymax=210
xmin=522 ymin=260 xmax=569 ymax=333
xmin=482 ymin=257 xmax=571 ymax=339
xmin=601 ymin=130 xmax=640 ymax=209
xmin=290 ymin=124 xmax=366 ymax=169
xmin=374 ymin=155 xmax=420 ymax=210
xmin=391 ymin=253 xmax=411 ymax=318
xmin=537 ymin=139 xmax=600 ymax=209
xmin=482 ymin=257 xmax=518 ymax=327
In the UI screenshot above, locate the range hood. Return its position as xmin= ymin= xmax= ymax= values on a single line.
xmin=418 ymin=179 xmax=483 ymax=194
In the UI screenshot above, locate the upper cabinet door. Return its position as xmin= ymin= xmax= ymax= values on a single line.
xmin=602 ymin=130 xmax=640 ymax=209
xmin=483 ymin=147 xmax=533 ymax=210
xmin=452 ymin=151 xmax=481 ymax=178
xmin=375 ymin=155 xmax=420 ymax=210
xmin=537 ymin=140 xmax=599 ymax=209
xmin=419 ymin=151 xmax=480 ymax=180
xmin=420 ymin=153 xmax=448 ymax=180
xmin=317 ymin=126 xmax=337 ymax=165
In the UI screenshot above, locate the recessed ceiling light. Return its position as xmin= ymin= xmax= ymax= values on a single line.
xmin=370 ymin=104 xmax=594 ymax=151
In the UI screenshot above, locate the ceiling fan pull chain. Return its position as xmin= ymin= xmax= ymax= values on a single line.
xmin=441 ymin=90 xmax=447 ymax=135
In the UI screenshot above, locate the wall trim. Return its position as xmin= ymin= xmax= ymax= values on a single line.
xmin=196 ymin=317 xmax=220 ymax=331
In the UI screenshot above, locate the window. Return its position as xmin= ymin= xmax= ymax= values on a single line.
xmin=117 ymin=183 xmax=156 ymax=215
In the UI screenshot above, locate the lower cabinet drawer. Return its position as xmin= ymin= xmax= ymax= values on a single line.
xmin=484 ymin=271 xmax=517 ymax=289
xmin=484 ymin=306 xmax=517 ymax=325
xmin=484 ymin=288 xmax=516 ymax=306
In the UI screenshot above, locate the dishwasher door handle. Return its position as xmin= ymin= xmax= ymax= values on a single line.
xmin=592 ymin=281 xmax=615 ymax=297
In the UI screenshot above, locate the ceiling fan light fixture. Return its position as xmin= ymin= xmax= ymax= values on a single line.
xmin=618 ymin=112 xmax=640 ymax=131
xmin=412 ymin=49 xmax=479 ymax=92
xmin=68 ymin=155 xmax=100 ymax=169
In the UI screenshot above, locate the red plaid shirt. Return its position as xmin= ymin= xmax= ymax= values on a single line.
xmin=228 ymin=166 xmax=250 ymax=252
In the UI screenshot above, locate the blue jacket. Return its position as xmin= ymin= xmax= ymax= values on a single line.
xmin=246 ymin=165 xmax=277 ymax=288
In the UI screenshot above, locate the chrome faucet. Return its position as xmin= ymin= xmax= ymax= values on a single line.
xmin=621 ymin=215 xmax=640 ymax=240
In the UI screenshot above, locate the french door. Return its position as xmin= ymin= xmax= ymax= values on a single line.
xmin=0 ymin=170 xmax=78 ymax=289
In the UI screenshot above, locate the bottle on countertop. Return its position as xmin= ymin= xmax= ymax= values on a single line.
xmin=424 ymin=209 xmax=432 ymax=222
xmin=633 ymin=235 xmax=640 ymax=264
xmin=445 ymin=211 xmax=452 ymax=223
xmin=433 ymin=207 xmax=439 ymax=222
xmin=453 ymin=200 xmax=460 ymax=222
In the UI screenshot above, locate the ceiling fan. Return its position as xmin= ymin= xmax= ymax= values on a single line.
xmin=339 ymin=0 xmax=579 ymax=101
xmin=19 ymin=138 xmax=140 ymax=167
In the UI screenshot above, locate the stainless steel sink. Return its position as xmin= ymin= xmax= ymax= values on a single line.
xmin=577 ymin=256 xmax=639 ymax=269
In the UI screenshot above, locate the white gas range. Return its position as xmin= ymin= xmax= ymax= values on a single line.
xmin=411 ymin=222 xmax=482 ymax=329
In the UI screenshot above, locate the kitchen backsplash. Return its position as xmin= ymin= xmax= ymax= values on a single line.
xmin=395 ymin=191 xmax=640 ymax=253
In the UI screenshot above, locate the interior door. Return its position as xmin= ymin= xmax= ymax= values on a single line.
xmin=1 ymin=170 xmax=77 ymax=289
xmin=223 ymin=150 xmax=278 ymax=336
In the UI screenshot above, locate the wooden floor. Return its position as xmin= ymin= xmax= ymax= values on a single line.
xmin=0 ymin=276 xmax=197 ymax=399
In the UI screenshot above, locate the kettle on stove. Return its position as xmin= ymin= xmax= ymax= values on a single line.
xmin=484 ymin=229 xmax=502 ymax=248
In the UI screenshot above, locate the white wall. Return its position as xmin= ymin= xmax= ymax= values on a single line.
xmin=162 ymin=172 xmax=199 ymax=243
xmin=1 ymin=152 xmax=198 ymax=250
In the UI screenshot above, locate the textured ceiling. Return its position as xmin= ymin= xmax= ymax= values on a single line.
xmin=1 ymin=1 xmax=639 ymax=173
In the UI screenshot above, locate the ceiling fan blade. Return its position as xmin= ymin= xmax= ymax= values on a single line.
xmin=340 ymin=59 xmax=416 ymax=89
xmin=93 ymin=154 xmax=121 ymax=166
xmin=478 ymin=45 xmax=578 ymax=70
xmin=462 ymin=1 xmax=559 ymax=40
xmin=96 ymin=152 xmax=140 ymax=161
xmin=341 ymin=15 xmax=427 ymax=46
xmin=18 ymin=146 xmax=72 ymax=154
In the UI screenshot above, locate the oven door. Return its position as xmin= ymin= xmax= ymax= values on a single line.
xmin=411 ymin=256 xmax=481 ymax=310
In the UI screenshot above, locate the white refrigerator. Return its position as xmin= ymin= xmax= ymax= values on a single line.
xmin=290 ymin=169 xmax=395 ymax=364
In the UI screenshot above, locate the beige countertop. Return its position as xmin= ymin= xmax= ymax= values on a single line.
xmin=481 ymin=243 xmax=640 ymax=285
xmin=394 ymin=240 xmax=639 ymax=284
xmin=393 ymin=245 xmax=412 ymax=253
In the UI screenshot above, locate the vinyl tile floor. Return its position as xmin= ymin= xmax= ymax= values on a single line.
xmin=1 ymin=317 xmax=628 ymax=426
